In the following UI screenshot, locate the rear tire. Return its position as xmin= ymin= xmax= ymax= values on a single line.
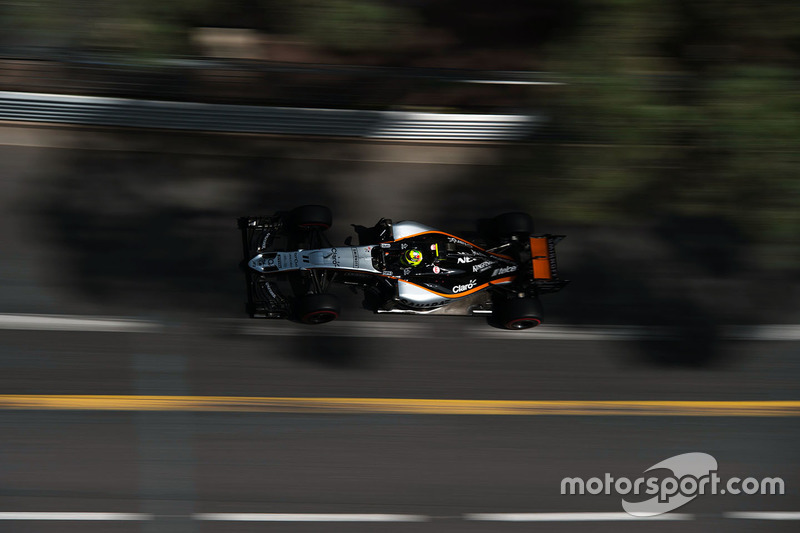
xmin=294 ymin=293 xmax=340 ymax=324
xmin=493 ymin=297 xmax=543 ymax=330
xmin=290 ymin=205 xmax=332 ymax=230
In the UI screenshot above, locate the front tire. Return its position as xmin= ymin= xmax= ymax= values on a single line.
xmin=294 ymin=293 xmax=340 ymax=324
xmin=493 ymin=297 xmax=543 ymax=330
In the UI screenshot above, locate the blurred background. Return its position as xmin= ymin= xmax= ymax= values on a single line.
xmin=0 ymin=1 xmax=798 ymax=531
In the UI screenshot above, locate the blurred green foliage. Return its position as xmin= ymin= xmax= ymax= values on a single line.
xmin=1 ymin=0 xmax=215 ymax=56
xmin=287 ymin=0 xmax=421 ymax=53
xmin=0 ymin=0 xmax=421 ymax=56
xmin=0 ymin=0 xmax=797 ymax=268
xmin=524 ymin=0 xmax=800 ymax=269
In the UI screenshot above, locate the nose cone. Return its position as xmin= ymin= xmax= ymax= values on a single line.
xmin=248 ymin=254 xmax=278 ymax=272
xmin=248 ymin=255 xmax=265 ymax=271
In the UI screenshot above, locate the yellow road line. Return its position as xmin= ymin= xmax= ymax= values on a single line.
xmin=0 ymin=396 xmax=799 ymax=416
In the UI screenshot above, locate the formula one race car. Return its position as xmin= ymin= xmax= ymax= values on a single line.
xmin=239 ymin=206 xmax=568 ymax=329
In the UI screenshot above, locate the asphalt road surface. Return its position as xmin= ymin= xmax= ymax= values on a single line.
xmin=1 ymin=324 xmax=799 ymax=533
xmin=0 ymin=124 xmax=798 ymax=532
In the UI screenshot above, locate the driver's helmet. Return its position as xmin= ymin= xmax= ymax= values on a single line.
xmin=401 ymin=249 xmax=423 ymax=267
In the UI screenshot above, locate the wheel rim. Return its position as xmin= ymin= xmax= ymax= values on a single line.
xmin=506 ymin=318 xmax=541 ymax=330
xmin=303 ymin=310 xmax=338 ymax=324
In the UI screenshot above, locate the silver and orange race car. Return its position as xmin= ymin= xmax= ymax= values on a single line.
xmin=239 ymin=206 xmax=568 ymax=329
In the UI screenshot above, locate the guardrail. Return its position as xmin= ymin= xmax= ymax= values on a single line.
xmin=0 ymin=91 xmax=541 ymax=141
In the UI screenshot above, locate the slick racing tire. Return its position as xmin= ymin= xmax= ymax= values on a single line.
xmin=290 ymin=205 xmax=332 ymax=230
xmin=493 ymin=212 xmax=533 ymax=237
xmin=494 ymin=297 xmax=543 ymax=330
xmin=295 ymin=293 xmax=340 ymax=325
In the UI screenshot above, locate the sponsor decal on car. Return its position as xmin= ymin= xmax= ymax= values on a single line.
xmin=491 ymin=265 xmax=517 ymax=276
xmin=457 ymin=256 xmax=477 ymax=264
xmin=432 ymin=265 xmax=441 ymax=274
xmin=472 ymin=261 xmax=494 ymax=272
xmin=400 ymin=298 xmax=447 ymax=308
xmin=448 ymin=236 xmax=470 ymax=246
xmin=452 ymin=279 xmax=478 ymax=294
xmin=264 ymin=281 xmax=278 ymax=299
xmin=323 ymin=248 xmax=341 ymax=268
xmin=548 ymin=237 xmax=559 ymax=277
xmin=259 ymin=232 xmax=271 ymax=250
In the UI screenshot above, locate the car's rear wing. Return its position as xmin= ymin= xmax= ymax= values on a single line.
xmin=529 ymin=235 xmax=569 ymax=294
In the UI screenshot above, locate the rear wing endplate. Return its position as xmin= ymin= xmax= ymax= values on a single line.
xmin=528 ymin=235 xmax=568 ymax=294
xmin=530 ymin=235 xmax=565 ymax=280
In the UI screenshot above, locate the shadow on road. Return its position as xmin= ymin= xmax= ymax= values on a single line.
xmin=34 ymin=133 xmax=342 ymax=317
xmin=28 ymin=130 xmax=798 ymax=368
xmin=419 ymin=149 xmax=797 ymax=367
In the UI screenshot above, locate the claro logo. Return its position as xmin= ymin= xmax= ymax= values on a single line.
xmin=452 ymin=280 xmax=477 ymax=293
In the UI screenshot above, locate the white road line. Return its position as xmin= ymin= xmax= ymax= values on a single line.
xmin=722 ymin=325 xmax=800 ymax=341
xmin=0 ymin=510 xmax=796 ymax=521
xmin=465 ymin=512 xmax=694 ymax=521
xmin=237 ymin=320 xmax=436 ymax=338
xmin=0 ymin=512 xmax=152 ymax=520
xmin=239 ymin=321 xmax=800 ymax=342
xmin=238 ymin=321 xmax=657 ymax=340
xmin=724 ymin=512 xmax=800 ymax=520
xmin=195 ymin=513 xmax=428 ymax=522
xmin=0 ymin=314 xmax=161 ymax=333
xmin=236 ymin=321 xmax=660 ymax=340
xmin=473 ymin=325 xmax=667 ymax=341
xmin=1 ymin=313 xmax=799 ymax=341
